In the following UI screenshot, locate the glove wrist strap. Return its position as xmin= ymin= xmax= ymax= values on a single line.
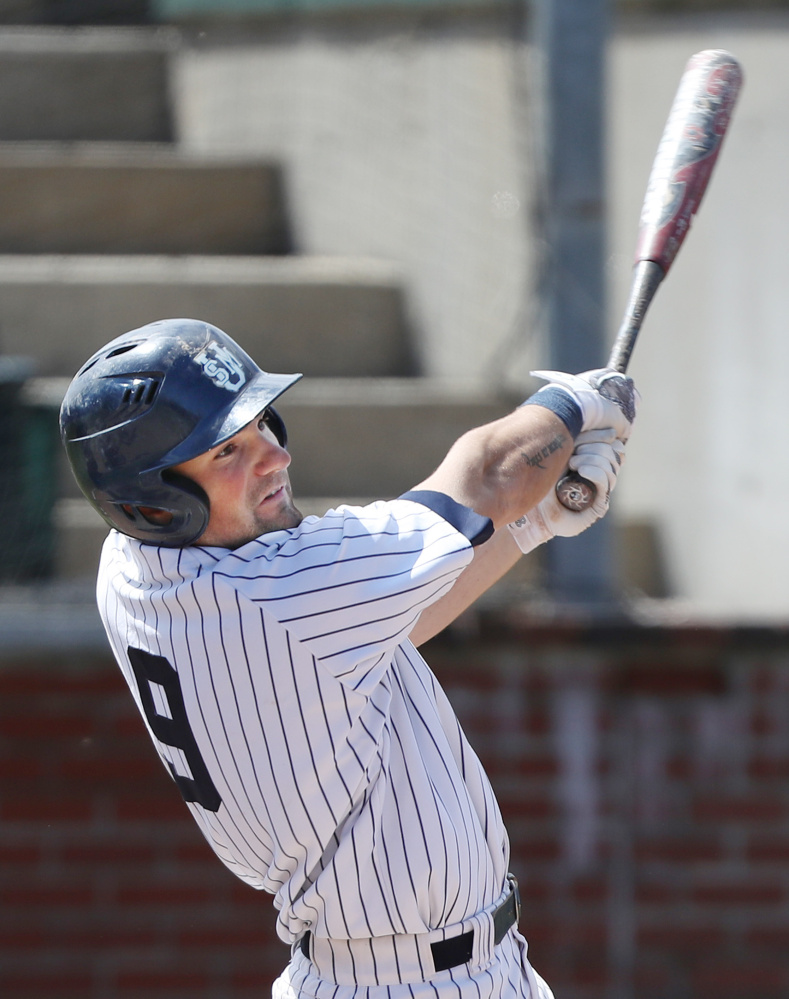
xmin=521 ymin=386 xmax=582 ymax=439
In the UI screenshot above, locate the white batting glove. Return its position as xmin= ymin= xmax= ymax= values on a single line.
xmin=508 ymin=429 xmax=626 ymax=553
xmin=530 ymin=368 xmax=639 ymax=441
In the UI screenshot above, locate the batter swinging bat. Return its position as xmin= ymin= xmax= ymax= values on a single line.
xmin=556 ymin=48 xmax=744 ymax=511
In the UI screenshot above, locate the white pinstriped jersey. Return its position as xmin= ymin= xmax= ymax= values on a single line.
xmin=97 ymin=494 xmax=549 ymax=998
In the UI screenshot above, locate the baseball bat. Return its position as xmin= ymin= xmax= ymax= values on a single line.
xmin=556 ymin=48 xmax=744 ymax=512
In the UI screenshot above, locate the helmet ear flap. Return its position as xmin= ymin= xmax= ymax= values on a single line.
xmin=102 ymin=472 xmax=211 ymax=548
xmin=154 ymin=471 xmax=212 ymax=547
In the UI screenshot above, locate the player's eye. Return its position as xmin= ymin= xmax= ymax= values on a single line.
xmin=257 ymin=410 xmax=270 ymax=431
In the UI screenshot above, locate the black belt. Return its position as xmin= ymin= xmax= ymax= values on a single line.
xmin=430 ymin=876 xmax=521 ymax=972
xmin=299 ymin=875 xmax=521 ymax=975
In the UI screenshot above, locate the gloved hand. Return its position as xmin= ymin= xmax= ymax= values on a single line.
xmin=508 ymin=428 xmax=626 ymax=553
xmin=530 ymin=368 xmax=639 ymax=441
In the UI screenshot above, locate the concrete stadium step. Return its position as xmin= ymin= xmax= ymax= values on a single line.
xmin=37 ymin=375 xmax=514 ymax=502
xmin=0 ymin=143 xmax=290 ymax=254
xmin=41 ymin=376 xmax=666 ymax=598
xmin=52 ymin=495 xmax=666 ymax=603
xmin=46 ymin=376 xmax=516 ymax=577
xmin=0 ymin=27 xmax=178 ymax=141
xmin=0 ymin=255 xmax=416 ymax=378
xmin=282 ymin=377 xmax=515 ymax=497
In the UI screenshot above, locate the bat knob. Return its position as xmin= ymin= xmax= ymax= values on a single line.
xmin=556 ymin=472 xmax=596 ymax=512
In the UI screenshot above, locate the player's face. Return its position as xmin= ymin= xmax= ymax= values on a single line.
xmin=172 ymin=410 xmax=302 ymax=549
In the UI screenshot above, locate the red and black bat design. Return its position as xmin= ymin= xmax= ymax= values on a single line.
xmin=556 ymin=49 xmax=744 ymax=512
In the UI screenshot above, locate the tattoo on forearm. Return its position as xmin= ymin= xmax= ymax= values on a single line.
xmin=523 ymin=433 xmax=567 ymax=469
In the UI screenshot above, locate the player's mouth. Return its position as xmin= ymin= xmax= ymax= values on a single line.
xmin=258 ymin=483 xmax=287 ymax=509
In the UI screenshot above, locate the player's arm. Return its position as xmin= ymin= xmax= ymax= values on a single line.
xmin=407 ymin=372 xmax=637 ymax=645
xmin=413 ymin=371 xmax=635 ymax=531
xmin=408 ymin=526 xmax=521 ymax=646
xmin=414 ymin=405 xmax=573 ymax=530
xmin=408 ymin=427 xmax=627 ymax=645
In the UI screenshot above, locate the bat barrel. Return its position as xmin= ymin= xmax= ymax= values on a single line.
xmin=635 ymin=49 xmax=743 ymax=276
xmin=555 ymin=48 xmax=743 ymax=514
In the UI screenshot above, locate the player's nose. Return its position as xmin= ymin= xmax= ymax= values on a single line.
xmin=252 ymin=427 xmax=292 ymax=474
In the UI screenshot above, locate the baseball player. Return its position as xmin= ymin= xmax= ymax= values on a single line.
xmin=59 ymin=318 xmax=637 ymax=999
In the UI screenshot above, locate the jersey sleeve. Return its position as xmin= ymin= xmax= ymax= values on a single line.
xmin=214 ymin=496 xmax=491 ymax=691
xmin=398 ymin=490 xmax=494 ymax=547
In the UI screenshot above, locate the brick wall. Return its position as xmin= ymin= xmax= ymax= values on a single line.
xmin=2 ymin=618 xmax=789 ymax=998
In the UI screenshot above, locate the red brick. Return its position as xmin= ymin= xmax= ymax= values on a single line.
xmin=0 ymin=971 xmax=93 ymax=995
xmin=0 ymin=842 xmax=41 ymax=864
xmin=693 ymin=796 xmax=785 ymax=824
xmin=638 ymin=925 xmax=726 ymax=953
xmin=514 ymin=878 xmax=552 ymax=903
xmin=692 ymin=881 xmax=784 ymax=907
xmin=633 ymin=962 xmax=673 ymax=992
xmin=113 ymin=714 xmax=151 ymax=738
xmin=0 ymin=667 xmax=119 ymax=696
xmin=749 ymin=665 xmax=779 ymax=694
xmin=61 ymin=842 xmax=156 ymax=865
xmin=1 ymin=794 xmax=93 ymax=823
xmin=226 ymin=890 xmax=274 ymax=917
xmin=232 ymin=970 xmax=276 ymax=990
xmin=692 ymin=963 xmax=787 ymax=998
xmin=524 ymin=710 xmax=551 ymax=736
xmin=57 ymin=926 xmax=158 ymax=949
xmin=566 ymin=962 xmax=609 ymax=989
xmin=117 ymin=885 xmax=213 ymax=906
xmin=571 ymin=876 xmax=607 ymax=903
xmin=636 ymin=837 xmax=723 ymax=864
xmin=664 ymin=756 xmax=693 ymax=780
xmin=7 ymin=633 xmax=789 ymax=998
xmin=746 ymin=926 xmax=789 ymax=949
xmin=117 ymin=971 xmax=209 ymax=991
xmin=749 ymin=756 xmax=789 ymax=780
xmin=0 ymin=928 xmax=45 ymax=949
xmin=0 ymin=714 xmax=92 ymax=740
xmin=446 ymin=669 xmax=502 ymax=693
xmin=115 ymin=794 xmax=189 ymax=822
xmin=612 ymin=660 xmax=726 ymax=696
xmin=750 ymin=709 xmax=777 ymax=736
xmin=57 ymin=755 xmax=160 ymax=783
xmin=525 ymin=919 xmax=606 ymax=949
xmin=748 ymin=836 xmax=789 ymax=863
xmin=0 ymin=759 xmax=43 ymax=780
xmin=179 ymin=926 xmax=271 ymax=947
xmin=175 ymin=841 xmax=219 ymax=863
xmin=0 ymin=885 xmax=93 ymax=907
xmin=636 ymin=879 xmax=683 ymax=905
xmin=505 ymin=833 xmax=560 ymax=862
xmin=512 ymin=755 xmax=559 ymax=778
xmin=496 ymin=791 xmax=555 ymax=820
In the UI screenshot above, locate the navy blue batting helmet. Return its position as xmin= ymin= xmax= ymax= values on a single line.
xmin=59 ymin=318 xmax=302 ymax=547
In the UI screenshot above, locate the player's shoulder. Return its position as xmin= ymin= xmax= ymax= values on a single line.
xmin=99 ymin=494 xmax=475 ymax=586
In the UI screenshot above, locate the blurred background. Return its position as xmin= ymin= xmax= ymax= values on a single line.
xmin=2 ymin=0 xmax=789 ymax=997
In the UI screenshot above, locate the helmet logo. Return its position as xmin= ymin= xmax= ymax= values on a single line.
xmin=194 ymin=341 xmax=247 ymax=392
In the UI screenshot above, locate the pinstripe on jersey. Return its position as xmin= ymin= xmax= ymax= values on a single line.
xmin=97 ymin=495 xmax=546 ymax=996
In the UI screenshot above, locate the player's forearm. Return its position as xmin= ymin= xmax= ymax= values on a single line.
xmin=415 ymin=406 xmax=574 ymax=529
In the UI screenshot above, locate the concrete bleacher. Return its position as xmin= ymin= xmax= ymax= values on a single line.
xmin=0 ymin=145 xmax=291 ymax=254
xmin=0 ymin=25 xmax=519 ymax=585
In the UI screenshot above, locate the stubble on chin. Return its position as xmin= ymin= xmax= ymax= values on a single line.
xmin=248 ymin=494 xmax=303 ymax=544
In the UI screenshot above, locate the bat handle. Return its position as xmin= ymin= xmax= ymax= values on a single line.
xmin=555 ymin=260 xmax=664 ymax=512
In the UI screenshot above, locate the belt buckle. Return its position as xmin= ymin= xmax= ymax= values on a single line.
xmin=508 ymin=874 xmax=521 ymax=926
